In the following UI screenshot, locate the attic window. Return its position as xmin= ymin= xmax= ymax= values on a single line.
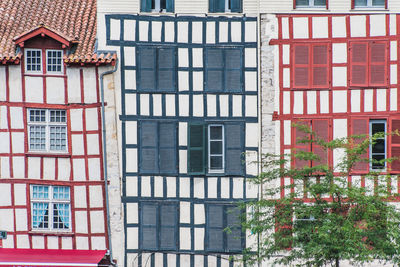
xmin=25 ymin=49 xmax=63 ymax=74
xmin=47 ymin=50 xmax=63 ymax=73
xmin=25 ymin=49 xmax=42 ymax=72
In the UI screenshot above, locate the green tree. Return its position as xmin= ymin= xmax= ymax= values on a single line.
xmin=241 ymin=125 xmax=400 ymax=267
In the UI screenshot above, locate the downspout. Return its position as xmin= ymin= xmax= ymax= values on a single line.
xmin=99 ymin=58 xmax=119 ymax=266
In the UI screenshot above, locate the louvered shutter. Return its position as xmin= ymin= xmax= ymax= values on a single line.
xmin=160 ymin=204 xmax=177 ymax=249
xmin=230 ymin=0 xmax=242 ymax=12
xmin=188 ymin=124 xmax=206 ymax=174
xmin=225 ymin=123 xmax=244 ymax=175
xmin=140 ymin=0 xmax=152 ymax=11
xmin=166 ymin=0 xmax=174 ymax=12
xmin=370 ymin=42 xmax=387 ymax=86
xmin=350 ymin=43 xmax=368 ymax=86
xmin=390 ymin=119 xmax=400 ymax=171
xmin=141 ymin=203 xmax=157 ymax=249
xmin=294 ymin=45 xmax=310 ymax=88
xmin=139 ymin=47 xmax=156 ymax=90
xmin=312 ymin=119 xmax=329 ymax=166
xmin=226 ymin=206 xmax=242 ymax=251
xmin=206 ymin=49 xmax=224 ymax=91
xmin=294 ymin=121 xmax=311 ymax=169
xmin=208 ymin=205 xmax=224 ymax=251
xmin=139 ymin=121 xmax=158 ymax=173
xmin=312 ymin=45 xmax=329 ymax=87
xmin=351 ymin=118 xmax=369 ymax=172
xmin=157 ymin=48 xmax=175 ymax=91
xmin=225 ymin=49 xmax=242 ymax=92
xmin=159 ymin=122 xmax=177 ymax=174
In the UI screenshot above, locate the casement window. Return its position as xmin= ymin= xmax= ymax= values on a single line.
xmin=140 ymin=202 xmax=178 ymax=250
xmin=137 ymin=46 xmax=176 ymax=92
xmin=293 ymin=44 xmax=329 ymax=89
xmin=370 ymin=120 xmax=386 ymax=170
xmin=350 ymin=41 xmax=388 ymax=87
xmin=188 ymin=122 xmax=244 ymax=175
xmin=205 ymin=47 xmax=243 ymax=92
xmin=294 ymin=119 xmax=329 ymax=169
xmin=141 ymin=0 xmax=174 ymax=12
xmin=209 ymin=0 xmax=242 ymax=12
xmin=353 ymin=0 xmax=385 ymax=8
xmin=139 ymin=121 xmax=177 ymax=174
xmin=206 ymin=204 xmax=243 ymax=252
xmin=25 ymin=49 xmax=63 ymax=73
xmin=28 ymin=109 xmax=67 ymax=152
xmin=31 ymin=185 xmax=70 ymax=231
xmin=295 ymin=0 xmax=327 ymax=8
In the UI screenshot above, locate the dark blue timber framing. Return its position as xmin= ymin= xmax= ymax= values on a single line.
xmin=106 ymin=14 xmax=258 ymax=267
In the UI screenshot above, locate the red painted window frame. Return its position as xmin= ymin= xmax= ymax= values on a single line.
xmin=351 ymin=0 xmax=387 ymax=9
xmin=293 ymin=0 xmax=329 ymax=9
xmin=349 ymin=41 xmax=388 ymax=88
xmin=292 ymin=43 xmax=330 ymax=90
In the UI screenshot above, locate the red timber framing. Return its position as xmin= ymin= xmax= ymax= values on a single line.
xmin=0 ymin=32 xmax=109 ymax=252
xmin=271 ymin=14 xmax=400 ymax=199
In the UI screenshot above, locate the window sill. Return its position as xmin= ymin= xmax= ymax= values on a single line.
xmin=29 ymin=230 xmax=73 ymax=236
xmin=26 ymin=152 xmax=71 ymax=158
xmin=294 ymin=7 xmax=329 ymax=11
xmin=350 ymin=8 xmax=387 ymax=11
xmin=24 ymin=73 xmax=66 ymax=78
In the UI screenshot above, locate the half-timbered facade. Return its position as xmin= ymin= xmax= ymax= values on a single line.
xmin=97 ymin=0 xmax=260 ymax=266
xmin=0 ymin=0 xmax=116 ymax=265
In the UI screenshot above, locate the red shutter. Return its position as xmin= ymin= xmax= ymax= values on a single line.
xmin=390 ymin=119 xmax=400 ymax=171
xmin=312 ymin=45 xmax=329 ymax=88
xmin=312 ymin=119 xmax=329 ymax=166
xmin=351 ymin=118 xmax=369 ymax=172
xmin=294 ymin=45 xmax=310 ymax=88
xmin=294 ymin=120 xmax=311 ymax=169
xmin=350 ymin=43 xmax=368 ymax=87
xmin=369 ymin=42 xmax=387 ymax=86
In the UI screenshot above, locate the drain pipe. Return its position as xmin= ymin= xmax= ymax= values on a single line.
xmin=99 ymin=57 xmax=119 ymax=266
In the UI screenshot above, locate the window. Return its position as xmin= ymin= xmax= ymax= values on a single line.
xmin=28 ymin=109 xmax=67 ymax=152
xmin=25 ymin=49 xmax=42 ymax=72
xmin=138 ymin=46 xmax=176 ymax=92
xmin=370 ymin=120 xmax=386 ymax=170
xmin=350 ymin=41 xmax=387 ymax=87
xmin=205 ymin=48 xmax=242 ymax=92
xmin=293 ymin=44 xmax=329 ymax=89
xmin=140 ymin=202 xmax=178 ymax=250
xmin=139 ymin=121 xmax=177 ymax=174
xmin=188 ymin=122 xmax=244 ymax=175
xmin=354 ymin=0 xmax=385 ymax=8
xmin=141 ymin=0 xmax=174 ymax=12
xmin=295 ymin=0 xmax=326 ymax=8
xmin=31 ymin=185 xmax=70 ymax=231
xmin=47 ymin=50 xmax=63 ymax=73
xmin=209 ymin=0 xmax=242 ymax=12
xmin=206 ymin=204 xmax=243 ymax=252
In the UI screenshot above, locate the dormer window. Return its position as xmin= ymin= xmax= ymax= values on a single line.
xmin=25 ymin=49 xmax=42 ymax=72
xmin=25 ymin=48 xmax=63 ymax=74
xmin=47 ymin=50 xmax=63 ymax=73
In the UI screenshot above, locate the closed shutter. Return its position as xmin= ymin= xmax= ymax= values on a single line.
xmin=294 ymin=45 xmax=310 ymax=88
xmin=139 ymin=47 xmax=156 ymax=90
xmin=141 ymin=203 xmax=157 ymax=249
xmin=208 ymin=205 xmax=224 ymax=251
xmin=141 ymin=0 xmax=151 ymax=11
xmin=225 ymin=49 xmax=242 ymax=92
xmin=230 ymin=0 xmax=242 ymax=12
xmin=351 ymin=118 xmax=369 ymax=172
xmin=159 ymin=122 xmax=177 ymax=174
xmin=226 ymin=206 xmax=242 ymax=251
xmin=225 ymin=122 xmax=244 ymax=175
xmin=188 ymin=124 xmax=206 ymax=174
xmin=294 ymin=120 xmax=311 ymax=169
xmin=312 ymin=119 xmax=329 ymax=166
xmin=166 ymin=0 xmax=174 ymax=12
xmin=206 ymin=49 xmax=224 ymax=91
xmin=160 ymin=204 xmax=177 ymax=249
xmin=157 ymin=48 xmax=175 ymax=91
xmin=350 ymin=42 xmax=368 ymax=86
xmin=370 ymin=41 xmax=387 ymax=86
xmin=140 ymin=121 xmax=159 ymax=173
xmin=312 ymin=45 xmax=329 ymax=88
xmin=390 ymin=119 xmax=400 ymax=171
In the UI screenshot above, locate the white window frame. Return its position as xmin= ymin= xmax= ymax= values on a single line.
xmin=30 ymin=185 xmax=71 ymax=232
xmin=25 ymin=48 xmax=42 ymax=73
xmin=46 ymin=49 xmax=64 ymax=74
xmin=27 ymin=109 xmax=68 ymax=153
xmin=369 ymin=120 xmax=387 ymax=170
xmin=296 ymin=0 xmax=326 ymax=8
xmin=354 ymin=0 xmax=385 ymax=8
xmin=151 ymin=0 xmax=166 ymax=12
xmin=208 ymin=124 xmax=225 ymax=173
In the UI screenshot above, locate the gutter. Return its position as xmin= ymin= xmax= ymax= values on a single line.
xmin=99 ymin=58 xmax=119 ymax=267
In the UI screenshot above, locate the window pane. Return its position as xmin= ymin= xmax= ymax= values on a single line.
xmin=372 ymin=0 xmax=385 ymax=6
xmin=354 ymin=0 xmax=367 ymax=6
xmin=32 ymin=202 xmax=49 ymax=229
xmin=296 ymin=0 xmax=309 ymax=5
xmin=29 ymin=126 xmax=46 ymax=150
xmin=160 ymin=0 xmax=166 ymax=9
xmin=372 ymin=139 xmax=385 ymax=154
xmin=209 ymin=126 xmax=222 ymax=139
xmin=372 ymin=154 xmax=385 ymax=169
xmin=53 ymin=203 xmax=70 ymax=229
xmin=314 ymin=0 xmax=326 ymax=5
xmin=210 ymin=141 xmax=223 ymax=154
xmin=372 ymin=123 xmax=385 ymax=135
xmin=210 ymin=156 xmax=223 ymax=169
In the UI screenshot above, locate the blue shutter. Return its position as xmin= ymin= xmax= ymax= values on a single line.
xmin=226 ymin=206 xmax=242 ymax=251
xmin=225 ymin=49 xmax=242 ymax=92
xmin=139 ymin=47 xmax=156 ymax=90
xmin=141 ymin=0 xmax=152 ymax=11
xmin=159 ymin=122 xmax=177 ymax=174
xmin=208 ymin=205 xmax=224 ymax=251
xmin=209 ymin=0 xmax=215 ymax=12
xmin=188 ymin=124 xmax=206 ymax=174
xmin=141 ymin=203 xmax=158 ymax=249
xmin=206 ymin=49 xmax=224 ymax=91
xmin=157 ymin=48 xmax=175 ymax=91
xmin=139 ymin=121 xmax=159 ymax=173
xmin=225 ymin=122 xmax=244 ymax=175
xmin=230 ymin=0 xmax=242 ymax=12
xmin=160 ymin=204 xmax=177 ymax=249
xmin=166 ymin=0 xmax=174 ymax=12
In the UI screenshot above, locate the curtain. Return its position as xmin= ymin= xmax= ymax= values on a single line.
xmin=55 ymin=203 xmax=70 ymax=228
xmin=32 ymin=203 xmax=48 ymax=228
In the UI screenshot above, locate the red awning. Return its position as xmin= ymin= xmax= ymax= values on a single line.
xmin=0 ymin=248 xmax=106 ymax=266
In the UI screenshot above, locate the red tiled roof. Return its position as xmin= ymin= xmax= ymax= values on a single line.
xmin=0 ymin=0 xmax=115 ymax=65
